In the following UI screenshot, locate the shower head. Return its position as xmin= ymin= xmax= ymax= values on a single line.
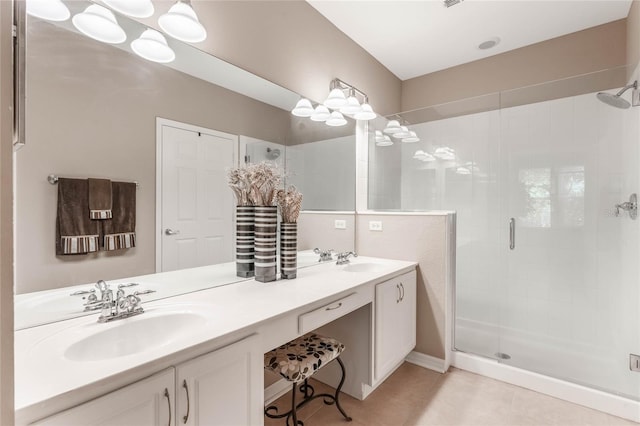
xmin=266 ymin=147 xmax=281 ymax=160
xmin=597 ymin=81 xmax=638 ymax=109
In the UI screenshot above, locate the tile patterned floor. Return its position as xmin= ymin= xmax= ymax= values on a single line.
xmin=264 ymin=362 xmax=638 ymax=426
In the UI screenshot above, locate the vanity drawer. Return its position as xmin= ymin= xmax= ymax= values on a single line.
xmin=298 ymin=292 xmax=365 ymax=334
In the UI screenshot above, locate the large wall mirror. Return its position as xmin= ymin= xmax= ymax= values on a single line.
xmin=15 ymin=0 xmax=356 ymax=329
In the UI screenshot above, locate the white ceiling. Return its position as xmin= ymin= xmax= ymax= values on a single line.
xmin=307 ymin=0 xmax=633 ymax=80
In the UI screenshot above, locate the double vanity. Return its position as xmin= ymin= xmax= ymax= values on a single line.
xmin=15 ymin=256 xmax=417 ymax=425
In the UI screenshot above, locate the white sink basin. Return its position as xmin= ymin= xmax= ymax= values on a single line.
xmin=64 ymin=312 xmax=207 ymax=362
xmin=340 ymin=262 xmax=384 ymax=273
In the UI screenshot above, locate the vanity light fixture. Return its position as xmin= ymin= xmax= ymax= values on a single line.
xmin=413 ymin=150 xmax=435 ymax=162
xmin=159 ymin=0 xmax=207 ymax=43
xmin=456 ymin=166 xmax=472 ymax=175
xmin=27 ymin=0 xmax=70 ymax=21
xmin=72 ymin=4 xmax=127 ymax=44
xmin=131 ymin=29 xmax=176 ymax=63
xmin=326 ymin=111 xmax=348 ymax=127
xmin=324 ymin=88 xmax=348 ymax=109
xmin=291 ymin=98 xmax=314 ymax=117
xmin=376 ymin=135 xmax=393 ymax=147
xmin=103 ymin=0 xmax=155 ymax=18
xmin=310 ymin=105 xmax=331 ymax=122
xmin=434 ymin=146 xmax=456 ymax=160
xmin=340 ymin=90 xmax=363 ymax=115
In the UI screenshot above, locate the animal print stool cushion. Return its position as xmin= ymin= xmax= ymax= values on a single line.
xmin=264 ymin=333 xmax=345 ymax=383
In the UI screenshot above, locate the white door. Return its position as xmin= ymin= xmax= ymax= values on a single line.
xmin=33 ymin=369 xmax=175 ymax=426
xmin=158 ymin=119 xmax=238 ymax=272
xmin=176 ymin=335 xmax=263 ymax=426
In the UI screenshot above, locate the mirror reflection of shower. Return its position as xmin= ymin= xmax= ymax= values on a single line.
xmin=596 ymin=80 xmax=638 ymax=109
xmin=266 ymin=147 xmax=281 ymax=160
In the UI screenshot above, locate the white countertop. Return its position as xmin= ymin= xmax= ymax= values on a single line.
xmin=15 ymin=256 xmax=416 ymax=422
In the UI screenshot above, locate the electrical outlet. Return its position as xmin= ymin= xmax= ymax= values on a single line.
xmin=334 ymin=219 xmax=347 ymax=230
xmin=630 ymin=354 xmax=640 ymax=372
xmin=369 ymin=221 xmax=383 ymax=231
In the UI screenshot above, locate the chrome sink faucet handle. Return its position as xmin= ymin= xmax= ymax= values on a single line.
xmin=314 ymin=248 xmax=335 ymax=262
xmin=336 ymin=251 xmax=358 ymax=265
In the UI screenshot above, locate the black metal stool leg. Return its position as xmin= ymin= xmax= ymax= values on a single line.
xmin=290 ymin=382 xmax=299 ymax=426
xmin=334 ymin=357 xmax=352 ymax=421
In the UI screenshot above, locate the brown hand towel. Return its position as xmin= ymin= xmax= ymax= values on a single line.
xmin=102 ymin=181 xmax=136 ymax=251
xmin=88 ymin=178 xmax=113 ymax=219
xmin=56 ymin=178 xmax=100 ymax=255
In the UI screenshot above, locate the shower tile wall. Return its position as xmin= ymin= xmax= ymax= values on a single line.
xmin=388 ymin=92 xmax=639 ymax=399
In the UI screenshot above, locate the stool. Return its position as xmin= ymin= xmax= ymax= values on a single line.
xmin=264 ymin=332 xmax=353 ymax=426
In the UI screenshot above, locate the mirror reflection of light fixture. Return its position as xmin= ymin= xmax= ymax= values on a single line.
xmin=324 ymin=88 xmax=348 ymax=109
xmin=310 ymin=105 xmax=331 ymax=122
xmin=376 ymin=135 xmax=393 ymax=146
xmin=402 ymin=131 xmax=420 ymax=143
xmin=413 ymin=150 xmax=435 ymax=162
xmin=456 ymin=167 xmax=472 ymax=175
xmin=103 ymin=0 xmax=154 ymax=18
xmin=394 ymin=126 xmax=411 ymax=139
xmin=434 ymin=146 xmax=456 ymax=160
xmin=326 ymin=111 xmax=348 ymax=127
xmin=159 ymin=0 xmax=207 ymax=43
xmin=354 ymin=103 xmax=376 ymax=120
xmin=131 ymin=29 xmax=176 ymax=63
xmin=72 ymin=4 xmax=126 ymax=44
xmin=27 ymin=0 xmax=70 ymax=21
xmin=291 ymin=98 xmax=314 ymax=117
xmin=383 ymin=120 xmax=402 ymax=134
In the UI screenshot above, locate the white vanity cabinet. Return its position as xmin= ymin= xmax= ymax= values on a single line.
xmin=32 ymin=369 xmax=175 ymax=426
xmin=176 ymin=334 xmax=262 ymax=426
xmin=374 ymin=270 xmax=417 ymax=381
xmin=31 ymin=335 xmax=262 ymax=426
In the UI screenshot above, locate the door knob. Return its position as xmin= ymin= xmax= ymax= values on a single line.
xmin=165 ymin=228 xmax=180 ymax=236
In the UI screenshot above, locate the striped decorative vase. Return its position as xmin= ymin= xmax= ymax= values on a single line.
xmin=236 ymin=206 xmax=255 ymax=278
xmin=254 ymin=206 xmax=278 ymax=282
xmin=280 ymin=222 xmax=297 ymax=279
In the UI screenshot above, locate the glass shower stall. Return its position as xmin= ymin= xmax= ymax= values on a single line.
xmin=369 ymin=67 xmax=640 ymax=401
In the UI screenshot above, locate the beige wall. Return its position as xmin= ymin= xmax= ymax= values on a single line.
xmin=298 ymin=212 xmax=356 ymax=254
xmin=628 ymin=0 xmax=640 ymax=78
xmin=356 ymin=213 xmax=454 ymax=360
xmin=0 ymin=1 xmax=14 ymax=424
xmin=16 ymin=21 xmax=291 ymax=294
xmin=402 ymin=20 xmax=628 ymax=112
xmin=138 ymin=1 xmax=402 ymax=116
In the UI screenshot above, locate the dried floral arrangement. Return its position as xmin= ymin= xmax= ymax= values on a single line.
xmin=227 ymin=162 xmax=282 ymax=207
xmin=277 ymin=186 xmax=303 ymax=223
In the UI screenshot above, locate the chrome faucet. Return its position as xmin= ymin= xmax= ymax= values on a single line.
xmin=336 ymin=251 xmax=358 ymax=265
xmin=82 ymin=280 xmax=155 ymax=323
xmin=314 ymin=248 xmax=334 ymax=262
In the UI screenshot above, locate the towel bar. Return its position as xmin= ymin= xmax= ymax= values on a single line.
xmin=47 ymin=174 xmax=139 ymax=188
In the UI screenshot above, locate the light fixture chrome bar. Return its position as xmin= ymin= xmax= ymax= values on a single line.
xmin=330 ymin=78 xmax=370 ymax=103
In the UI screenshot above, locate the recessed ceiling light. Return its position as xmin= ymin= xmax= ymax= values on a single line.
xmin=479 ymin=37 xmax=501 ymax=50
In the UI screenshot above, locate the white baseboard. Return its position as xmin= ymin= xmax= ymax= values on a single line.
xmin=264 ymin=378 xmax=291 ymax=406
xmin=405 ymin=351 xmax=447 ymax=373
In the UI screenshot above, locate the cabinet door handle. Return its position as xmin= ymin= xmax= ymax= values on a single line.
xmin=164 ymin=388 xmax=172 ymax=426
xmin=509 ymin=218 xmax=516 ymax=250
xmin=182 ymin=380 xmax=190 ymax=424
xmin=325 ymin=302 xmax=342 ymax=311
xmin=396 ymin=284 xmax=400 ymax=303
xmin=400 ymin=283 xmax=405 ymax=302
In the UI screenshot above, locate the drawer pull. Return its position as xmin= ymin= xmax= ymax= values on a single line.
xmin=325 ymin=302 xmax=343 ymax=311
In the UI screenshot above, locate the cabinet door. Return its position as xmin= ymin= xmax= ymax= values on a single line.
xmin=33 ymin=369 xmax=175 ymax=426
xmin=176 ymin=334 xmax=262 ymax=426
xmin=374 ymin=270 xmax=417 ymax=381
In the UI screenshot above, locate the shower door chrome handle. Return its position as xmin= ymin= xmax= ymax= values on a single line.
xmin=509 ymin=218 xmax=516 ymax=250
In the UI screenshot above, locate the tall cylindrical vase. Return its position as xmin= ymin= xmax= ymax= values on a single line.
xmin=254 ymin=206 xmax=277 ymax=282
xmin=280 ymin=222 xmax=297 ymax=279
xmin=236 ymin=206 xmax=255 ymax=278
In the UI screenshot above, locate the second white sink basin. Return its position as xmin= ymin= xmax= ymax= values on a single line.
xmin=64 ymin=312 xmax=207 ymax=362
xmin=340 ymin=262 xmax=384 ymax=273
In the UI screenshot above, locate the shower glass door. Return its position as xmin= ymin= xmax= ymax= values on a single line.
xmin=494 ymin=70 xmax=640 ymax=399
